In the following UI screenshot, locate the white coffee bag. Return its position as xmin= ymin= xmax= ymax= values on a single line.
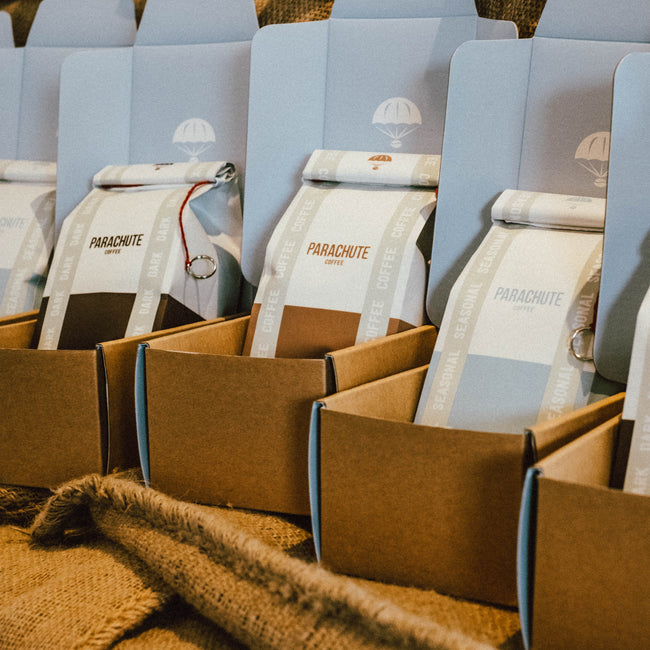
xmin=34 ymin=161 xmax=242 ymax=349
xmin=243 ymin=150 xmax=439 ymax=359
xmin=0 ymin=159 xmax=56 ymax=317
xmin=616 ymin=286 xmax=650 ymax=495
xmin=416 ymin=189 xmax=621 ymax=434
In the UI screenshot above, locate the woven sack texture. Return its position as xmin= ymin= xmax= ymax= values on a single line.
xmin=0 ymin=474 xmax=521 ymax=649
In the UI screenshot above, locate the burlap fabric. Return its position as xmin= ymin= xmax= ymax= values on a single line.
xmin=1 ymin=1 xmax=547 ymax=46
xmin=0 ymin=474 xmax=522 ymax=649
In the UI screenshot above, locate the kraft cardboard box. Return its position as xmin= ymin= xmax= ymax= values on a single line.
xmin=0 ymin=315 xmax=215 ymax=488
xmin=0 ymin=0 xmax=136 ymax=488
xmin=136 ymin=317 xmax=437 ymax=515
xmin=517 ymin=407 xmax=649 ymax=649
xmin=310 ymin=372 xmax=625 ymax=607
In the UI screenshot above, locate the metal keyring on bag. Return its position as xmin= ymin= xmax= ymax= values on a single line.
xmin=568 ymin=327 xmax=594 ymax=362
xmin=185 ymin=254 xmax=217 ymax=280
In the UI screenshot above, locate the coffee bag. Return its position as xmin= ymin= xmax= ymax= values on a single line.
xmin=243 ymin=150 xmax=439 ymax=359
xmin=34 ymin=161 xmax=242 ymax=349
xmin=416 ymin=189 xmax=622 ymax=433
xmin=0 ymin=159 xmax=56 ymax=317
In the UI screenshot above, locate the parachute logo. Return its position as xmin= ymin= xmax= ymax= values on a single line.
xmin=575 ymin=131 xmax=610 ymax=188
xmin=173 ymin=118 xmax=216 ymax=161
xmin=368 ymin=154 xmax=392 ymax=170
xmin=372 ymin=97 xmax=422 ymax=149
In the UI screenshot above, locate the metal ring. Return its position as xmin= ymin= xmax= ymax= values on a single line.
xmin=568 ymin=327 xmax=594 ymax=362
xmin=185 ymin=255 xmax=217 ymax=280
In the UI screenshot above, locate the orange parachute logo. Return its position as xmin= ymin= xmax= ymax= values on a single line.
xmin=368 ymin=154 xmax=392 ymax=170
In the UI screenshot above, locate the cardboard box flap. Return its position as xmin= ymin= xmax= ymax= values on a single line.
xmin=95 ymin=318 xmax=211 ymax=473
xmin=535 ymin=0 xmax=650 ymax=42
xmin=596 ymin=52 xmax=650 ymax=383
xmin=0 ymin=11 xmax=13 ymax=47
xmin=0 ymin=309 xmax=38 ymax=327
xmin=55 ymin=0 xmax=257 ymax=237
xmin=0 ymin=0 xmax=136 ymax=162
xmin=136 ymin=0 xmax=257 ymax=46
xmin=0 ymin=317 xmax=37 ymax=349
xmin=326 ymin=326 xmax=437 ymax=393
xmin=534 ymin=414 xmax=620 ymax=486
xmin=0 ymin=345 xmax=107 ymax=487
xmin=135 ymin=343 xmax=151 ymax=483
xmin=318 ymin=364 xmax=428 ymax=421
xmin=134 ymin=315 xmax=247 ymax=485
xmin=132 ymin=317 xmax=232 ymax=483
xmin=525 ymin=392 xmax=625 ymax=461
xmin=427 ymin=1 xmax=650 ymax=325
xmin=242 ymin=1 xmax=516 ymax=285
xmin=143 ymin=315 xmax=246 ymax=355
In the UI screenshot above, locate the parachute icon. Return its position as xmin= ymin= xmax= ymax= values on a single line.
xmin=368 ymin=154 xmax=392 ymax=170
xmin=173 ymin=118 xmax=216 ymax=161
xmin=575 ymin=131 xmax=610 ymax=188
xmin=372 ymin=97 xmax=422 ymax=149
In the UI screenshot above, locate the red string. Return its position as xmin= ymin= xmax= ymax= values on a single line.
xmin=178 ymin=180 xmax=212 ymax=270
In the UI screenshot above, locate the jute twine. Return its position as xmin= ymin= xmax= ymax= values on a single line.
xmin=0 ymin=483 xmax=49 ymax=526
xmin=10 ymin=473 xmax=514 ymax=649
